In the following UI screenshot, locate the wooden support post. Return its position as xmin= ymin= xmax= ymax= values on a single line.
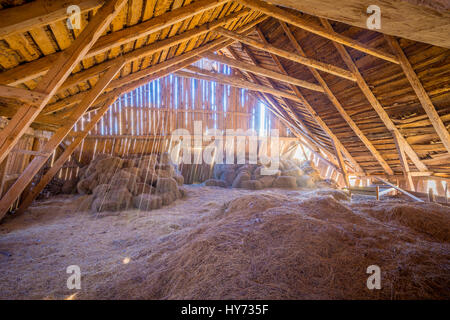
xmin=391 ymin=130 xmax=415 ymax=191
xmin=16 ymin=96 xmax=118 ymax=215
xmin=376 ymin=186 xmax=380 ymax=200
xmin=0 ymin=61 xmax=124 ymax=220
xmin=385 ymin=35 xmax=450 ymax=155
xmin=332 ymin=138 xmax=350 ymax=188
xmin=321 ymin=18 xmax=427 ymax=173
xmin=428 ymin=188 xmax=435 ymax=202
xmin=0 ymin=0 xmax=127 ymax=164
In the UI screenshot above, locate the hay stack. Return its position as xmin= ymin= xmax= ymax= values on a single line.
xmin=76 ymin=153 xmax=185 ymax=214
xmin=206 ymin=159 xmax=327 ymax=190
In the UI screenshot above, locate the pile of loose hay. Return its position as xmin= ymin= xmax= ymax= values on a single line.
xmin=204 ymin=159 xmax=332 ymax=190
xmin=76 ymin=153 xmax=186 ymax=215
xmin=87 ymin=189 xmax=449 ymax=299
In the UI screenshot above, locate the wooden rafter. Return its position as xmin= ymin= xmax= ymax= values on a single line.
xmin=200 ymin=52 xmax=324 ymax=92
xmin=0 ymin=0 xmax=127 ymax=165
xmin=228 ymin=45 xmax=339 ymax=165
xmin=39 ymin=16 xmax=267 ymax=123
xmin=385 ymin=35 xmax=450 ymax=155
xmin=215 ymin=27 xmax=356 ymax=81
xmin=0 ymin=60 xmax=125 ymax=219
xmin=235 ymin=0 xmax=399 ymax=63
xmin=320 ymin=18 xmax=428 ymax=172
xmin=179 ymin=66 xmax=309 ymax=103
xmin=279 ymin=21 xmax=394 ymax=175
xmin=255 ymin=26 xmax=363 ymax=173
xmin=0 ymin=85 xmax=46 ymax=105
xmin=0 ymin=0 xmax=231 ymax=86
xmin=0 ymin=0 xmax=103 ymax=38
xmin=331 ymin=138 xmax=350 ymax=188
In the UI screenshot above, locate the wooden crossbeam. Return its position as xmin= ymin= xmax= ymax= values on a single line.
xmin=255 ymin=26 xmax=363 ymax=173
xmin=215 ymin=27 xmax=356 ymax=81
xmin=0 ymin=60 xmax=125 ymax=220
xmin=235 ymin=0 xmax=399 ymax=64
xmin=201 ymin=52 xmax=324 ymax=92
xmin=0 ymin=0 xmax=103 ymax=38
xmin=320 ymin=18 xmax=428 ymax=172
xmin=15 ymin=95 xmax=118 ymax=215
xmin=0 ymin=0 xmax=127 ymax=166
xmin=179 ymin=66 xmax=308 ymax=103
xmin=0 ymin=85 xmax=46 ymax=105
xmin=391 ymin=130 xmax=415 ymax=191
xmin=0 ymin=0 xmax=229 ymax=86
xmin=385 ymin=35 xmax=450 ymax=155
xmin=280 ymin=21 xmax=394 ymax=175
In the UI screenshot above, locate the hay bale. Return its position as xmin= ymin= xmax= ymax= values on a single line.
xmin=77 ymin=174 xmax=97 ymax=195
xmin=296 ymin=175 xmax=315 ymax=188
xmin=156 ymin=177 xmax=178 ymax=194
xmin=205 ymin=179 xmax=227 ymax=188
xmin=273 ymin=176 xmax=297 ymax=188
xmin=258 ymin=176 xmax=275 ymax=188
xmin=61 ymin=178 xmax=78 ymax=194
xmin=95 ymin=156 xmax=124 ymax=173
xmin=232 ymin=171 xmax=250 ymax=188
xmin=133 ymin=193 xmax=162 ymax=210
xmin=156 ymin=169 xmax=173 ymax=178
xmin=91 ymin=187 xmax=132 ymax=212
xmin=92 ymin=184 xmax=112 ymax=198
xmin=137 ymin=155 xmax=158 ymax=170
xmin=173 ymin=174 xmax=184 ymax=186
xmin=213 ymin=164 xmax=226 ymax=179
xmin=140 ymin=170 xmax=158 ymax=185
xmin=161 ymin=192 xmax=177 ymax=205
xmin=130 ymin=183 xmax=155 ymax=196
xmin=241 ymin=180 xmax=263 ymax=190
xmin=282 ymin=168 xmax=304 ymax=177
xmin=159 ymin=152 xmax=172 ymax=165
xmin=220 ymin=169 xmax=237 ymax=186
xmin=178 ymin=187 xmax=187 ymax=198
xmin=77 ymin=195 xmax=94 ymax=212
xmin=122 ymin=167 xmax=143 ymax=178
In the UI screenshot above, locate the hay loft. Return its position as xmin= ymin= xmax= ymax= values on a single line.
xmin=0 ymin=0 xmax=449 ymax=300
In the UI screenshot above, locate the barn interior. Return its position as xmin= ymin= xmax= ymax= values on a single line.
xmin=0 ymin=0 xmax=449 ymax=300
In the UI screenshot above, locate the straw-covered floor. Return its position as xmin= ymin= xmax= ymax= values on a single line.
xmin=0 ymin=186 xmax=449 ymax=299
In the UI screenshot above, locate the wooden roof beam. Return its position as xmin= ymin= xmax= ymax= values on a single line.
xmin=0 ymin=0 xmax=231 ymax=86
xmin=41 ymin=15 xmax=268 ymax=121
xmin=321 ymin=18 xmax=428 ymax=172
xmin=201 ymin=51 xmax=324 ymax=92
xmin=0 ymin=0 xmax=103 ymax=39
xmin=179 ymin=66 xmax=305 ymax=103
xmin=215 ymin=27 xmax=357 ymax=81
xmin=386 ymin=35 xmax=450 ymax=155
xmin=0 ymin=0 xmax=127 ymax=165
xmin=235 ymin=0 xmax=399 ymax=64
xmin=45 ymin=9 xmax=252 ymax=104
xmin=280 ymin=21 xmax=394 ymax=175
